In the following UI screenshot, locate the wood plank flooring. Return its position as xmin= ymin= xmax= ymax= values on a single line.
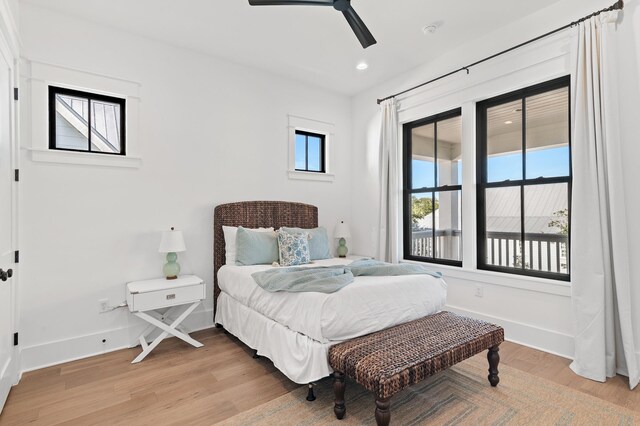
xmin=1 ymin=328 xmax=638 ymax=425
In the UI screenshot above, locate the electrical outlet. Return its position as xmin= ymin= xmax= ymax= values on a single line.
xmin=99 ymin=299 xmax=109 ymax=313
xmin=475 ymin=284 xmax=484 ymax=298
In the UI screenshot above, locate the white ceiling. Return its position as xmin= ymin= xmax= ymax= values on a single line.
xmin=21 ymin=0 xmax=563 ymax=95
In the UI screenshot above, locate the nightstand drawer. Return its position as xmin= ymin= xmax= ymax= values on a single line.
xmin=128 ymin=284 xmax=204 ymax=312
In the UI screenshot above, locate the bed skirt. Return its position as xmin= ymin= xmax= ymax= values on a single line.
xmin=215 ymin=291 xmax=335 ymax=384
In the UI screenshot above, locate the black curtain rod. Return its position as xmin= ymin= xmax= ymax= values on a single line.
xmin=376 ymin=0 xmax=624 ymax=105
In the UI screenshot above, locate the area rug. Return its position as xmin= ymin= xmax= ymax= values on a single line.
xmin=219 ymin=354 xmax=639 ymax=425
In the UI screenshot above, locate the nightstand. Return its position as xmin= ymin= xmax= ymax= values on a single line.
xmin=126 ymin=275 xmax=205 ymax=363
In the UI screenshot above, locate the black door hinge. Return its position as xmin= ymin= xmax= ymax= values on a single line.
xmin=13 ymin=332 xmax=18 ymax=346
xmin=14 ymin=169 xmax=18 ymax=182
xmin=13 ymin=88 xmax=18 ymax=101
xmin=14 ymin=250 xmax=19 ymax=263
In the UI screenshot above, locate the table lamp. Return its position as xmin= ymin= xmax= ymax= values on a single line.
xmin=334 ymin=221 xmax=351 ymax=258
xmin=159 ymin=227 xmax=186 ymax=280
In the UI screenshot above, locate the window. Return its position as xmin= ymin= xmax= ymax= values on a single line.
xmin=403 ymin=108 xmax=462 ymax=266
xmin=477 ymin=76 xmax=571 ymax=281
xmin=49 ymin=86 xmax=126 ymax=155
xmin=295 ymin=130 xmax=325 ymax=173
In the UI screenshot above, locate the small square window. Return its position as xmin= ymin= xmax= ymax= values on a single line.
xmin=49 ymin=86 xmax=126 ymax=155
xmin=294 ymin=130 xmax=325 ymax=173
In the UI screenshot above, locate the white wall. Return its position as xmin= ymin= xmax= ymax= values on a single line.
xmin=350 ymin=0 xmax=639 ymax=359
xmin=5 ymin=0 xmax=17 ymax=26
xmin=18 ymin=3 xmax=353 ymax=371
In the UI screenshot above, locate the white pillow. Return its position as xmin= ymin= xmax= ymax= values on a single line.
xmin=222 ymin=226 xmax=274 ymax=265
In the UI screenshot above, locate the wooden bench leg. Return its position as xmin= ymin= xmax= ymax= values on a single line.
xmin=375 ymin=398 xmax=391 ymax=426
xmin=333 ymin=371 xmax=346 ymax=419
xmin=488 ymin=345 xmax=500 ymax=387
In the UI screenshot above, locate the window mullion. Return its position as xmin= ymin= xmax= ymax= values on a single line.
xmin=433 ymin=122 xmax=438 ymax=260
xmin=87 ymin=98 xmax=92 ymax=152
xmin=434 ymin=121 xmax=438 ymax=189
xmin=484 ymin=176 xmax=570 ymax=188
xmin=520 ymin=97 xmax=526 ymax=270
xmin=305 ymin=135 xmax=309 ymax=171
xmin=321 ymin=136 xmax=325 ymax=173
xmin=431 ymin=191 xmax=436 ymax=259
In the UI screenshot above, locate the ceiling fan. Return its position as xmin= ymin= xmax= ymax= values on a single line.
xmin=248 ymin=0 xmax=377 ymax=49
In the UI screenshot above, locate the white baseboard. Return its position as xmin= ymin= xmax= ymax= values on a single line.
xmin=19 ymin=309 xmax=215 ymax=374
xmin=445 ymin=305 xmax=574 ymax=359
xmin=20 ymin=305 xmax=574 ymax=373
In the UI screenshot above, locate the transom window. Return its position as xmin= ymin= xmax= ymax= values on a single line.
xmin=49 ymin=86 xmax=126 ymax=155
xmin=403 ymin=108 xmax=462 ymax=266
xmin=477 ymin=76 xmax=571 ymax=281
xmin=295 ymin=130 xmax=325 ymax=173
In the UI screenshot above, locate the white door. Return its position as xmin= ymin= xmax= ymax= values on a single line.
xmin=0 ymin=38 xmax=16 ymax=414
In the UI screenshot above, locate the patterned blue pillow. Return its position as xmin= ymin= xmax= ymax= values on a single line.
xmin=277 ymin=231 xmax=311 ymax=266
xmin=280 ymin=227 xmax=331 ymax=260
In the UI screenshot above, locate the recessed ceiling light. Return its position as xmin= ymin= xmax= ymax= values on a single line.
xmin=504 ymin=120 xmax=513 ymax=125
xmin=422 ymin=20 xmax=443 ymax=35
xmin=356 ymin=62 xmax=369 ymax=71
xmin=422 ymin=25 xmax=438 ymax=35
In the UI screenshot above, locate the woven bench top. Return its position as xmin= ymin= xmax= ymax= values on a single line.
xmin=328 ymin=311 xmax=504 ymax=399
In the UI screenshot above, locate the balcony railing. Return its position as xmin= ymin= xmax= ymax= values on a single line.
xmin=410 ymin=230 xmax=568 ymax=273
xmin=411 ymin=229 xmax=462 ymax=262
xmin=486 ymin=231 xmax=568 ymax=274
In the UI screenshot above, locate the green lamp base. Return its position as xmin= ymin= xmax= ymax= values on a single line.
xmin=163 ymin=252 xmax=181 ymax=280
xmin=337 ymin=237 xmax=348 ymax=258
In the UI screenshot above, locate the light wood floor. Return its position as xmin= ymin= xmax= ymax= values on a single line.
xmin=1 ymin=328 xmax=638 ymax=425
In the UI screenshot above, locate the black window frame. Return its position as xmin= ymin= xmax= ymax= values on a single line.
xmin=49 ymin=86 xmax=126 ymax=156
xmin=476 ymin=76 xmax=571 ymax=281
xmin=403 ymin=107 xmax=463 ymax=267
xmin=294 ymin=130 xmax=326 ymax=173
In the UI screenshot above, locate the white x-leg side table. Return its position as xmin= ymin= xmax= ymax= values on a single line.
xmin=126 ymin=275 xmax=205 ymax=363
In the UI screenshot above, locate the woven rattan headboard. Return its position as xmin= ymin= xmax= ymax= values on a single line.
xmin=213 ymin=201 xmax=318 ymax=317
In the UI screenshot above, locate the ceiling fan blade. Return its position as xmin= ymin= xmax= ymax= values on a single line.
xmin=248 ymin=0 xmax=333 ymax=5
xmin=342 ymin=5 xmax=377 ymax=49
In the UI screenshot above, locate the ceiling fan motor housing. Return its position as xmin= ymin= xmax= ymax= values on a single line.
xmin=333 ymin=0 xmax=350 ymax=12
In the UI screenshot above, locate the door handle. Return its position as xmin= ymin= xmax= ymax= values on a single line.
xmin=0 ymin=268 xmax=12 ymax=281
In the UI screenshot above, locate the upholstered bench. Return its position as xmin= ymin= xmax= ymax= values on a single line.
xmin=328 ymin=311 xmax=504 ymax=426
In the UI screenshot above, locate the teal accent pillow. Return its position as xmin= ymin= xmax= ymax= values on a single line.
xmin=277 ymin=231 xmax=311 ymax=266
xmin=235 ymin=227 xmax=279 ymax=266
xmin=280 ymin=226 xmax=331 ymax=260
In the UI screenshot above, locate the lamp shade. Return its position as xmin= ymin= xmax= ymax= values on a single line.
xmin=159 ymin=228 xmax=186 ymax=253
xmin=334 ymin=221 xmax=351 ymax=239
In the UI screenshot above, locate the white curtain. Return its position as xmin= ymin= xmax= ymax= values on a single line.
xmin=570 ymin=11 xmax=639 ymax=390
xmin=378 ymin=99 xmax=400 ymax=263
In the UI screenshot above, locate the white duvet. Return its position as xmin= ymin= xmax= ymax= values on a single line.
xmin=217 ymin=257 xmax=447 ymax=343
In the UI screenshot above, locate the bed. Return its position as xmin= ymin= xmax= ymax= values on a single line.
xmin=213 ymin=201 xmax=447 ymax=384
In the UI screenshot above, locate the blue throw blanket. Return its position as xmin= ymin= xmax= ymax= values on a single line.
xmin=251 ymin=259 xmax=442 ymax=293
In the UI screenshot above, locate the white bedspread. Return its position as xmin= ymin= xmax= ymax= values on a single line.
xmin=217 ymin=258 xmax=447 ymax=343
